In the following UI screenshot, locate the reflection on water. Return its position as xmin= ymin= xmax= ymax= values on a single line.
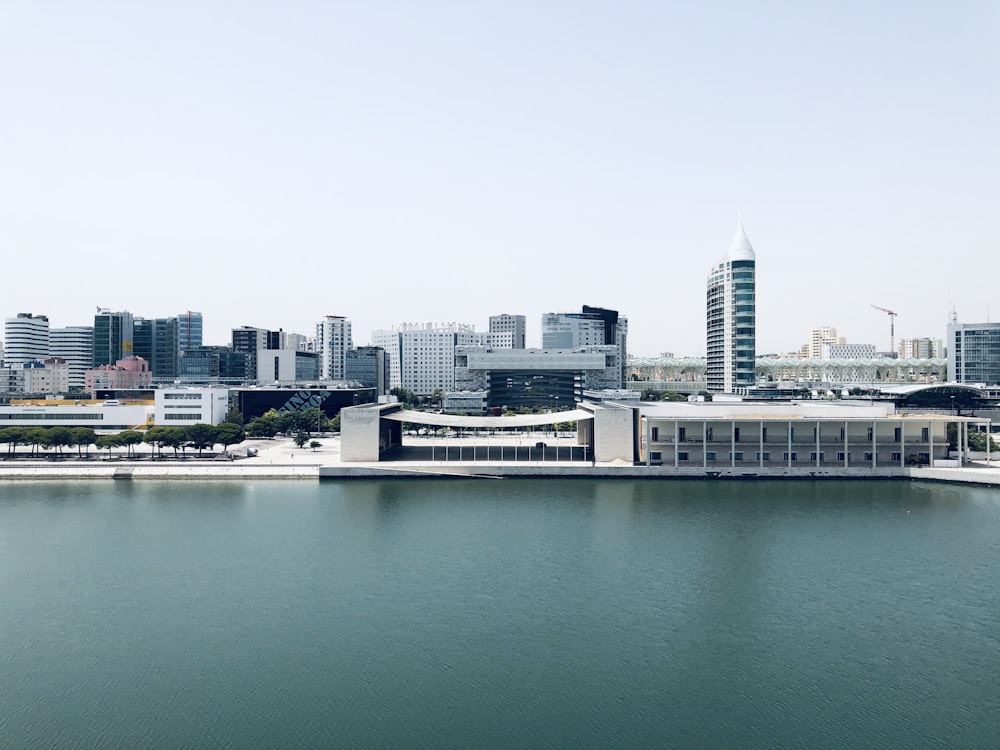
xmin=0 ymin=479 xmax=998 ymax=750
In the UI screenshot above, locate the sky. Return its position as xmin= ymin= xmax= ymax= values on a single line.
xmin=2 ymin=1 xmax=997 ymax=357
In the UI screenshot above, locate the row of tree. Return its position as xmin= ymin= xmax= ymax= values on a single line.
xmin=0 ymin=423 xmax=247 ymax=458
xmin=244 ymin=408 xmax=339 ymax=438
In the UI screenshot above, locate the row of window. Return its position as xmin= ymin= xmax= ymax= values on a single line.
xmin=653 ymin=426 xmax=931 ymax=442
xmin=0 ymin=413 xmax=102 ymax=420
xmin=666 ymin=451 xmax=904 ymax=462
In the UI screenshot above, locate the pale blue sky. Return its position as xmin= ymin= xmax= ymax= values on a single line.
xmin=2 ymin=1 xmax=997 ymax=356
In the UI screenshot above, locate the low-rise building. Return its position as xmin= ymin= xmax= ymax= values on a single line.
xmin=153 ymin=388 xmax=229 ymax=426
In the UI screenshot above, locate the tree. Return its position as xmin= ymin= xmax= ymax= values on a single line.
xmin=328 ymin=414 xmax=341 ymax=433
xmin=186 ymin=424 xmax=216 ymax=456
xmin=224 ymin=408 xmax=244 ymax=425
xmin=293 ymin=431 xmax=309 ymax=449
xmin=247 ymin=411 xmax=278 ymax=438
xmin=47 ymin=427 xmax=73 ymax=455
xmin=0 ymin=427 xmax=25 ymax=456
xmin=70 ymin=427 xmax=96 ymax=457
xmin=118 ymin=430 xmax=144 ymax=457
xmin=309 ymin=440 xmax=321 ymax=451
xmin=144 ymin=426 xmax=171 ymax=457
xmin=660 ymin=391 xmax=687 ymax=402
xmin=161 ymin=427 xmax=187 ymax=457
xmin=213 ymin=422 xmax=246 ymax=452
xmin=95 ymin=433 xmax=121 ymax=458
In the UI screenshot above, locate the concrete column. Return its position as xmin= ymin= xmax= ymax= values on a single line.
xmin=872 ymin=420 xmax=877 ymax=469
xmin=759 ymin=420 xmax=764 ymax=468
xmin=674 ymin=420 xmax=679 ymax=468
xmin=703 ymin=420 xmax=707 ymax=468
xmin=900 ymin=419 xmax=905 ymax=468
xmin=843 ymin=420 xmax=848 ymax=467
xmin=815 ymin=420 xmax=820 ymax=467
xmin=787 ymin=421 xmax=792 ymax=468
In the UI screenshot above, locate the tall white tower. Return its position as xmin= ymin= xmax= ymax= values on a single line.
xmin=706 ymin=219 xmax=756 ymax=393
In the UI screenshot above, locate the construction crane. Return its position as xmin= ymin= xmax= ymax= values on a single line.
xmin=871 ymin=304 xmax=897 ymax=353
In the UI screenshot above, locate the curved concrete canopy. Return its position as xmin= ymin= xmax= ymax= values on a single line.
xmin=383 ymin=409 xmax=592 ymax=428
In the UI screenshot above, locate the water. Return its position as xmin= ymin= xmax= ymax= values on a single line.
xmin=1 ymin=479 xmax=998 ymax=749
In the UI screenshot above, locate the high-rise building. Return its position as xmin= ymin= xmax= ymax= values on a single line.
xmin=4 ymin=313 xmax=50 ymax=365
xmin=706 ymin=220 xmax=756 ymax=393
xmin=947 ymin=321 xmax=1000 ymax=384
xmin=541 ymin=306 xmax=628 ymax=388
xmin=50 ymin=326 xmax=94 ymax=390
xmin=489 ymin=314 xmax=526 ymax=349
xmin=93 ymin=309 xmax=134 ymax=367
xmin=177 ymin=311 xmax=203 ymax=353
xmin=134 ymin=317 xmax=179 ymax=381
xmin=346 ymin=346 xmax=389 ymax=395
xmin=316 ymin=316 xmax=353 ymax=381
xmin=373 ymin=322 xmax=487 ymax=395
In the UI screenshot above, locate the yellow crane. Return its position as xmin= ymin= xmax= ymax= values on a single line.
xmin=871 ymin=304 xmax=897 ymax=353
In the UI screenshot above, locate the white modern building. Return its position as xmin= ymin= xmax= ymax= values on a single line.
xmin=154 ymin=387 xmax=229 ymax=426
xmin=255 ymin=349 xmax=320 ymax=385
xmin=373 ymin=322 xmax=491 ymax=395
xmin=489 ymin=314 xmax=526 ymax=349
xmin=50 ymin=326 xmax=95 ymax=389
xmin=706 ymin=220 xmax=756 ymax=393
xmin=0 ymin=402 xmax=151 ymax=432
xmin=316 ymin=316 xmax=352 ymax=381
xmin=4 ymin=313 xmax=50 ymax=366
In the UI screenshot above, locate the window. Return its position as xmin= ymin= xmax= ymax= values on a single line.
xmin=678 ymin=451 xmax=689 ymax=461
xmin=678 ymin=427 xmax=686 ymax=442
xmin=757 ymin=452 xmax=770 ymax=462
xmin=783 ymin=452 xmax=798 ymax=461
xmin=837 ymin=452 xmax=846 ymax=462
xmin=865 ymin=452 xmax=874 ymax=461
xmin=867 ymin=427 xmax=874 ymax=440
xmin=651 ymin=427 xmax=659 ymax=441
xmin=734 ymin=427 xmax=741 ymax=442
xmin=650 ymin=451 xmax=662 ymax=462
xmin=891 ymin=452 xmax=902 ymax=462
xmin=894 ymin=428 xmax=902 ymax=442
xmin=706 ymin=427 xmax=713 ymax=441
xmin=921 ymin=427 xmax=929 ymax=441
xmin=706 ymin=451 xmax=716 ymax=461
xmin=762 ymin=427 xmax=767 ymax=441
xmin=731 ymin=451 xmax=744 ymax=461
xmin=810 ymin=452 xmax=825 ymax=462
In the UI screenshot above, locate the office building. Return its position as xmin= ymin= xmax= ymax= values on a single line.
xmin=947 ymin=321 xmax=1000 ymax=385
xmin=50 ymin=326 xmax=94 ymax=389
xmin=706 ymin=220 xmax=756 ymax=393
xmin=346 ymin=346 xmax=389 ymax=395
xmin=489 ymin=314 xmax=526 ymax=349
xmin=541 ymin=306 xmax=628 ymax=388
xmin=93 ymin=309 xmax=134 ymax=367
xmin=4 ymin=313 xmax=50 ymax=365
xmin=373 ymin=322 xmax=489 ymax=395
xmin=177 ymin=311 xmax=203 ymax=353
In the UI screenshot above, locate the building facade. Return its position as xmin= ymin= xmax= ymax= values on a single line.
xmin=346 ymin=346 xmax=389 ymax=395
xmin=50 ymin=326 xmax=94 ymax=390
xmin=947 ymin=321 xmax=1000 ymax=385
xmin=707 ymin=220 xmax=756 ymax=393
xmin=93 ymin=309 xmax=135 ymax=367
xmin=316 ymin=316 xmax=352 ymax=381
xmin=489 ymin=314 xmax=526 ymax=349
xmin=154 ymin=387 xmax=229 ymax=426
xmin=4 ymin=313 xmax=50 ymax=365
xmin=541 ymin=306 xmax=627 ymax=388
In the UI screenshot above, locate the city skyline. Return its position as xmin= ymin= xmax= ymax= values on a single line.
xmin=2 ymin=3 xmax=996 ymax=356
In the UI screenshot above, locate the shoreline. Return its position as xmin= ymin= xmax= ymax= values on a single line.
xmin=2 ymin=436 xmax=998 ymax=486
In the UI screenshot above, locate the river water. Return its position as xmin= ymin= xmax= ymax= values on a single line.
xmin=1 ymin=479 xmax=998 ymax=749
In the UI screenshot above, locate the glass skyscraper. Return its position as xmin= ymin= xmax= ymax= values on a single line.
xmin=707 ymin=220 xmax=756 ymax=393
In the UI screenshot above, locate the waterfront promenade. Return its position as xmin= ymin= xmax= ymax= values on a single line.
xmin=1 ymin=434 xmax=999 ymax=486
